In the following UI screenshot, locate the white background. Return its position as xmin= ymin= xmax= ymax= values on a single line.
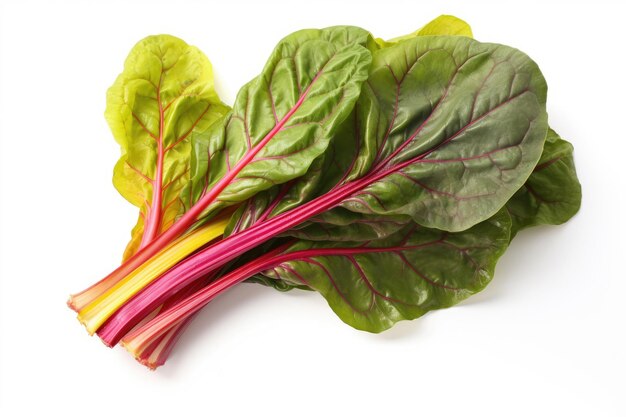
xmin=1 ymin=0 xmax=624 ymax=416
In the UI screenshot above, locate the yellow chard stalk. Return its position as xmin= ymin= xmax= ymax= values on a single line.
xmin=77 ymin=215 xmax=229 ymax=334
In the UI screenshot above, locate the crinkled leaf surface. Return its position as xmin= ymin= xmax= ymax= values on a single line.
xmin=180 ymin=27 xmax=373 ymax=226
xmin=260 ymin=209 xmax=511 ymax=332
xmin=334 ymin=36 xmax=548 ymax=232
xmin=222 ymin=109 xmax=363 ymax=237
xmin=506 ymin=128 xmax=581 ymax=237
xmin=106 ymin=35 xmax=230 ymax=260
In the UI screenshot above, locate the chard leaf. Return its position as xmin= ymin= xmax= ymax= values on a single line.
xmin=336 ymin=36 xmax=548 ymax=232
xmin=300 ymin=126 xmax=581 ymax=242
xmin=505 ymin=128 xmax=581 ymax=237
xmin=222 ymin=106 xmax=363 ymax=237
xmin=261 ymin=209 xmax=511 ymax=332
xmin=377 ymin=15 xmax=473 ymax=48
xmin=371 ymin=18 xmax=580 ymax=237
xmin=222 ymin=112 xmax=411 ymax=241
xmin=180 ymin=27 xmax=373 ymax=225
xmin=106 ymin=35 xmax=230 ymax=260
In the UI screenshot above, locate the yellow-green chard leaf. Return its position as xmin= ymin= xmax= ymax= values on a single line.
xmin=106 ymin=35 xmax=230 ymax=260
xmin=376 ymin=14 xmax=473 ymax=48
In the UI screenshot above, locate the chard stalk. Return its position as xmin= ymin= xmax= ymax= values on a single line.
xmin=122 ymin=241 xmax=430 ymax=364
xmin=122 ymin=244 xmax=291 ymax=357
xmin=77 ymin=217 xmax=228 ymax=334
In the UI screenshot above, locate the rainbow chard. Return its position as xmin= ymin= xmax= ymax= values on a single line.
xmin=72 ymin=26 xmax=373 ymax=330
xmin=95 ymin=35 xmax=549 ymax=347
xmin=69 ymin=17 xmax=582 ymax=370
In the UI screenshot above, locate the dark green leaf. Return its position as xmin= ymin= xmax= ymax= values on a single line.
xmin=261 ymin=209 xmax=511 ymax=332
xmin=335 ymin=36 xmax=547 ymax=232
xmin=505 ymin=128 xmax=581 ymax=237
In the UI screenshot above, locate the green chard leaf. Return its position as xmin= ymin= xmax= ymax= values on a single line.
xmin=222 ymin=108 xmax=412 ymax=242
xmin=335 ymin=36 xmax=547 ymax=232
xmin=106 ymin=35 xmax=230 ymax=260
xmin=180 ymin=27 xmax=373 ymax=227
xmin=505 ymin=128 xmax=581 ymax=237
xmin=295 ymin=128 xmax=580 ymax=242
xmin=225 ymin=109 xmax=411 ymax=242
xmin=260 ymin=209 xmax=511 ymax=332
xmin=374 ymin=16 xmax=580 ymax=236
